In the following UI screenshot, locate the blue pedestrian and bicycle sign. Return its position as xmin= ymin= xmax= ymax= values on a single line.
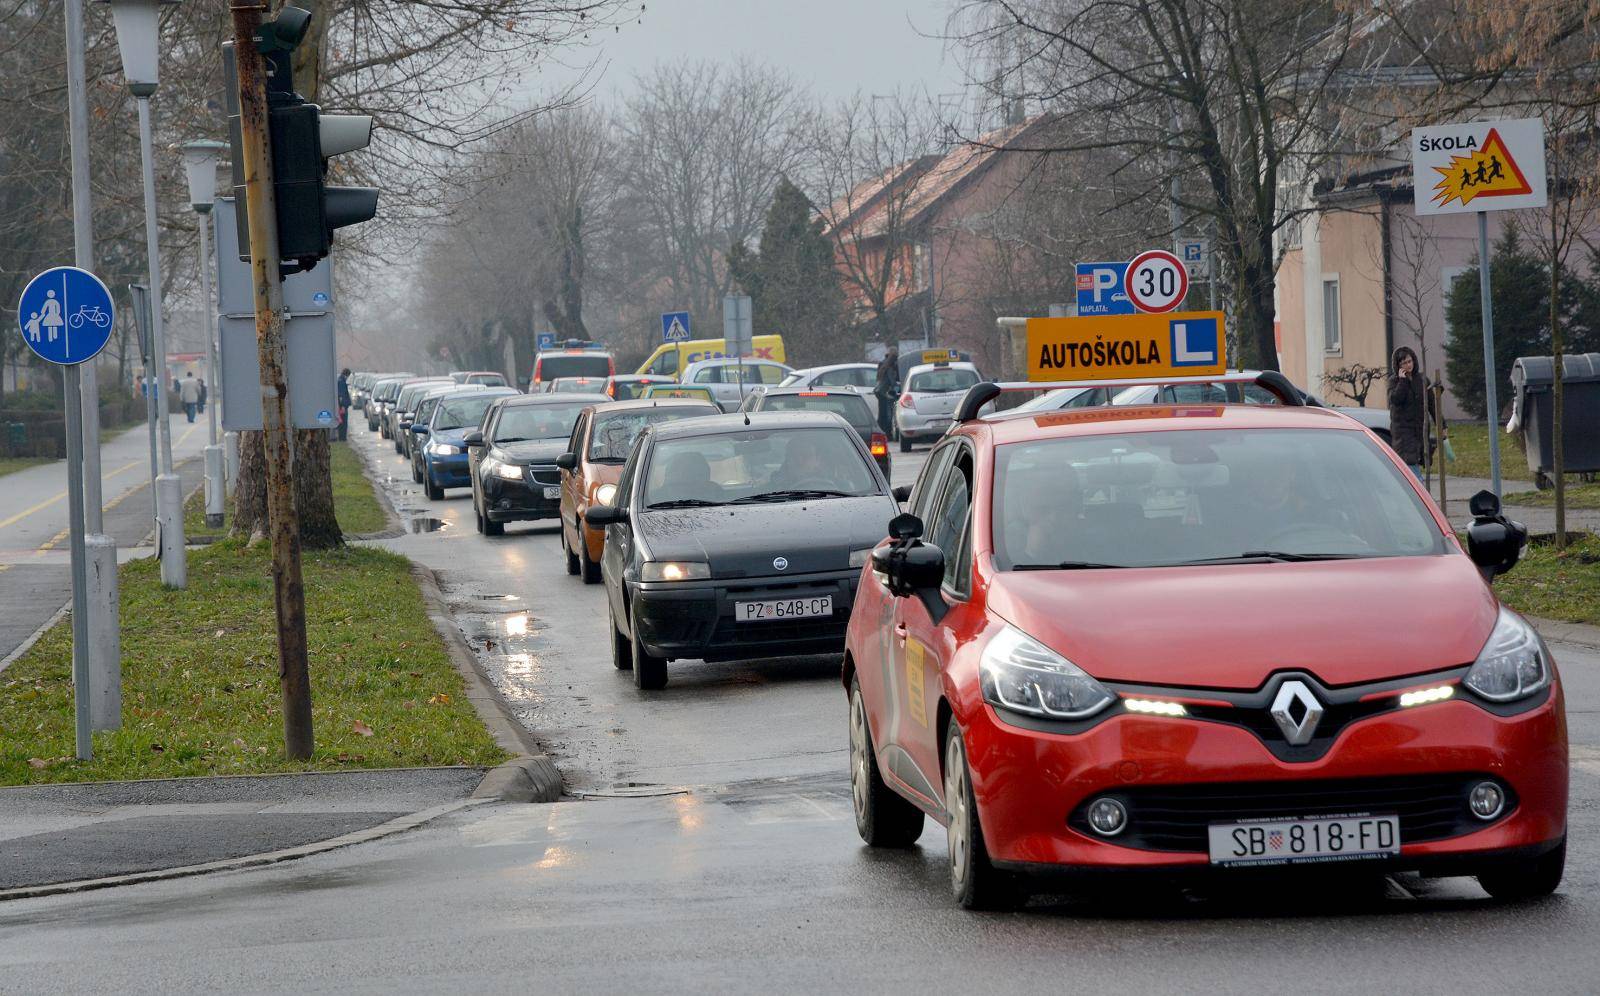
xmin=17 ymin=266 xmax=115 ymax=365
xmin=661 ymin=311 xmax=691 ymax=343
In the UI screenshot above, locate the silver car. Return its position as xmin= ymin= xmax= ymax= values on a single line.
xmin=678 ymin=357 xmax=794 ymax=412
xmin=779 ymin=363 xmax=882 ymax=419
xmin=894 ymin=361 xmax=981 ymax=451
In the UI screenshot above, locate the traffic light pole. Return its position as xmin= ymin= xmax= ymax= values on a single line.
xmin=229 ymin=1 xmax=314 ymax=760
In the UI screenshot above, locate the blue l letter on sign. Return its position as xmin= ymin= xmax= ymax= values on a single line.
xmin=1170 ymin=317 xmax=1218 ymax=367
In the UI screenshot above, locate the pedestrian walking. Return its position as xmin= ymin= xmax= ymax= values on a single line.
xmin=1388 ymin=346 xmax=1431 ymax=480
xmin=874 ymin=346 xmax=900 ymax=438
xmin=197 ymin=378 xmax=208 ymax=414
xmin=180 ymin=371 xmax=202 ymax=423
xmin=336 ymin=368 xmax=352 ymax=442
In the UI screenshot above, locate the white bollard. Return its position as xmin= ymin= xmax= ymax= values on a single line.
xmin=224 ymin=430 xmax=239 ymax=489
xmin=204 ymin=444 xmax=225 ymax=527
xmin=156 ymin=472 xmax=186 ymax=588
xmin=85 ymin=533 xmax=121 ymax=731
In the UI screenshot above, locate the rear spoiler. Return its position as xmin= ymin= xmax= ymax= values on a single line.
xmin=953 ymin=370 xmax=1306 ymax=423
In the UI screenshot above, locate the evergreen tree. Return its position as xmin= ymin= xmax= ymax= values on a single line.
xmin=728 ymin=177 xmax=847 ymax=364
xmin=1444 ymin=228 xmax=1568 ymax=419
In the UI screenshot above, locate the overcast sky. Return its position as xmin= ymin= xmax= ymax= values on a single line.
xmin=522 ymin=0 xmax=971 ymax=105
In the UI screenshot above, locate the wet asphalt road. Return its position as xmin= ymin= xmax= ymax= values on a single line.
xmin=1 ymin=422 xmax=1597 ymax=993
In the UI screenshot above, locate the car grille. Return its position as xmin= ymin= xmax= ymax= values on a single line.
xmin=525 ymin=464 xmax=559 ymax=486
xmin=1068 ymin=773 xmax=1514 ymax=853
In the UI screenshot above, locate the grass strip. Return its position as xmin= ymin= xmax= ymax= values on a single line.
xmin=1490 ymin=533 xmax=1600 ymax=628
xmin=0 ymin=539 xmax=508 ymax=785
xmin=0 ymin=457 xmax=51 ymax=478
xmin=1500 ymin=481 xmax=1600 ymax=510
xmin=185 ymin=440 xmax=390 ymax=541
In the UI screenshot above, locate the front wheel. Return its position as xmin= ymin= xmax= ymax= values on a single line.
xmin=580 ymin=535 xmax=601 ymax=584
xmin=609 ymin=600 xmax=633 ymax=670
xmin=424 ymin=469 xmax=444 ymax=501
xmin=945 ymin=721 xmax=1021 ymax=911
xmin=561 ymin=525 xmax=581 ymax=576
xmin=630 ymin=603 xmax=668 ymax=690
xmin=850 ymin=676 xmax=925 ymax=847
xmin=1478 ymin=839 xmax=1565 ymax=900
xmin=900 ymin=435 xmax=913 ymax=453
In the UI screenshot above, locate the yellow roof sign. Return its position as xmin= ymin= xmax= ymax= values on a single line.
xmin=1026 ymin=311 xmax=1226 ymax=382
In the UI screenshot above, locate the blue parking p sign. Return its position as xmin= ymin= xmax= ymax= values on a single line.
xmin=17 ymin=266 xmax=115 ymax=365
xmin=1170 ymin=316 xmax=1219 ymax=367
xmin=1075 ymin=262 xmax=1134 ymax=316
xmin=536 ymin=332 xmax=556 ymax=351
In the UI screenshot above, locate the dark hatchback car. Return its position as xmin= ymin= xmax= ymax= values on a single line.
xmin=741 ymin=386 xmax=890 ymax=478
xmin=586 ymin=412 xmax=897 ymax=689
xmin=466 ymin=393 xmax=595 ymax=535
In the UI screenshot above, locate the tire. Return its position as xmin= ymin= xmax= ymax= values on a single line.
xmin=630 ymin=603 xmax=668 ymax=690
xmin=411 ymin=458 xmax=423 ymax=484
xmin=424 ymin=470 xmax=444 ymax=501
xmin=561 ymin=525 xmax=581 ymax=576
xmin=580 ymin=535 xmax=601 ymax=584
xmin=483 ymin=513 xmax=504 ymax=536
xmin=380 ymin=423 xmax=390 ymax=439
xmin=473 ymin=501 xmax=484 ymax=534
xmin=900 ymin=435 xmax=913 ymax=453
xmin=1536 ymin=471 xmax=1554 ymax=491
xmin=1478 ymin=839 xmax=1565 ymax=900
xmin=609 ymin=601 xmax=633 ymax=670
xmin=944 ymin=721 xmax=1021 ymax=910
xmin=849 ymin=676 xmax=925 ymax=847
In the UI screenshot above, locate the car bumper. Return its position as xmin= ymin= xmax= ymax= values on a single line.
xmin=963 ymin=691 xmax=1567 ymax=874
xmin=481 ymin=472 xmax=562 ymax=523
xmin=424 ymin=453 xmax=472 ymax=488
xmin=896 ymin=410 xmax=950 ymax=439
xmin=631 ymin=568 xmax=859 ymax=662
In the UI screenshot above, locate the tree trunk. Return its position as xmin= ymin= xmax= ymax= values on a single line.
xmin=231 ymin=427 xmax=343 ymax=549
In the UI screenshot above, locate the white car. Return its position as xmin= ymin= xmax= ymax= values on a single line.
xmin=780 ymin=363 xmax=883 ymax=418
xmin=894 ymin=361 xmax=981 ymax=451
xmin=678 ymin=357 xmax=794 ymax=412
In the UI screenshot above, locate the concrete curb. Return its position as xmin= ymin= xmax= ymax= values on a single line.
xmin=411 ymin=565 xmax=564 ymax=803
xmin=0 ymin=798 xmax=486 ymax=903
xmin=1530 ymin=615 xmax=1600 ymax=651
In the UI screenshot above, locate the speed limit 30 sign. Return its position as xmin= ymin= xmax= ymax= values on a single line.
xmin=1124 ymin=249 xmax=1189 ymax=314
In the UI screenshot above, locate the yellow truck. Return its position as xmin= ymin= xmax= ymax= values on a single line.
xmin=635 ymin=335 xmax=787 ymax=379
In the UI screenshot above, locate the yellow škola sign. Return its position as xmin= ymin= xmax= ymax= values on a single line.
xmin=1026 ymin=311 xmax=1227 ymax=382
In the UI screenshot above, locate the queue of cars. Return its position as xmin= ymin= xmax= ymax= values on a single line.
xmin=350 ymin=348 xmax=1565 ymax=912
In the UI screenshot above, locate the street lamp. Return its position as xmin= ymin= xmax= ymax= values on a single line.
xmin=103 ymin=0 xmax=185 ymax=588
xmin=181 ymin=138 xmax=226 ymax=528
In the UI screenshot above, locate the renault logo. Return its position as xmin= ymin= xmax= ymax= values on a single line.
xmin=773 ymin=556 xmax=789 ymax=571
xmin=1269 ymin=680 xmax=1324 ymax=746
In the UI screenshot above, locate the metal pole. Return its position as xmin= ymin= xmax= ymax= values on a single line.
xmin=231 ymin=6 xmax=314 ymax=759
xmin=1477 ymin=211 xmax=1501 ymax=495
xmin=64 ymin=0 xmax=120 ymax=731
xmin=200 ymin=209 xmax=225 ymax=527
xmin=137 ymin=93 xmax=185 ymax=587
xmin=135 ymin=285 xmax=159 ymax=499
xmin=63 ymin=365 xmax=93 ymax=761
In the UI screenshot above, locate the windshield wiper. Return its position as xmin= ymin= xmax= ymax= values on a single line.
xmin=1012 ymin=561 xmax=1126 ymax=571
xmin=1177 ymin=550 xmax=1361 ymax=565
xmin=645 ymin=498 xmax=726 ymax=509
xmin=731 ymin=489 xmax=856 ymax=503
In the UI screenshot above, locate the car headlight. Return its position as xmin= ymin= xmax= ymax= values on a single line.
xmin=641 ymin=561 xmax=710 ymax=582
xmin=979 ymin=624 xmax=1115 ymax=720
xmin=1464 ymin=607 xmax=1551 ymax=703
xmin=426 ymin=441 xmax=461 ymax=456
xmin=489 ymin=459 xmax=524 ymax=480
xmin=593 ymin=483 xmax=617 ymax=506
xmin=849 ymin=545 xmax=878 ymax=568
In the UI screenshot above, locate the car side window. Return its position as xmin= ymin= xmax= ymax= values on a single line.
xmin=691 ymin=365 xmax=721 ymax=384
xmin=759 ymin=365 xmax=787 ymax=385
xmin=910 ymin=443 xmax=958 ymax=521
xmin=945 ymin=511 xmax=973 ymax=598
xmin=813 ymin=369 xmax=844 ymax=387
xmin=567 ymin=413 xmax=588 ymax=458
xmin=925 ymin=452 xmax=972 ymax=587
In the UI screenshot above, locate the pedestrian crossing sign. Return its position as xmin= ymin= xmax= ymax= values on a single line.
xmin=661 ymin=311 xmax=691 ymax=343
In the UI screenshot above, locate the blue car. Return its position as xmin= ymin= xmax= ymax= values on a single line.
xmin=413 ymin=388 xmax=517 ymax=499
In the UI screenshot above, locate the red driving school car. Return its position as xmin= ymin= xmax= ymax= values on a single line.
xmin=845 ymin=370 xmax=1565 ymax=909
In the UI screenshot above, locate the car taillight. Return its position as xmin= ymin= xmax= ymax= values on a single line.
xmin=870 ymin=432 xmax=888 ymax=457
xmin=898 ymin=394 xmax=913 ymax=408
xmin=606 ymin=383 xmax=616 ymax=397
xmin=799 ymin=391 xmax=828 ymax=397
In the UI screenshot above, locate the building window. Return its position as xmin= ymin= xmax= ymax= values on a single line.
xmin=1441 ymin=266 xmax=1471 ymax=339
xmin=1322 ymin=277 xmax=1341 ymax=354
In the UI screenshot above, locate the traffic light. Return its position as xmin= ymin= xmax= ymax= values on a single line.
xmin=221 ymin=6 xmax=378 ymax=272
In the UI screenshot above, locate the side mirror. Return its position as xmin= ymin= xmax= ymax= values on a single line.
xmin=888 ymin=511 xmax=923 ymax=541
xmin=463 ymin=430 xmax=484 ymax=448
xmin=1465 ymin=490 xmax=1527 ymax=580
xmin=410 ymin=423 xmax=429 ymax=435
xmin=555 ymin=452 xmax=578 ymax=471
xmin=892 ymin=485 xmax=911 ymax=503
xmin=871 ymin=539 xmax=944 ymax=595
xmin=584 ymin=504 xmax=626 ymax=527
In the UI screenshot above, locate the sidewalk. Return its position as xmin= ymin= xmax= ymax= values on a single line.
xmin=1428 ymin=474 xmax=1600 ymax=535
xmin=0 ymin=768 xmax=484 ymax=896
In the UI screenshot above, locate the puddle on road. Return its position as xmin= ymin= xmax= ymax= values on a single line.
xmin=407 ymin=516 xmax=445 ymax=533
xmin=568 ymin=782 xmax=691 ymax=799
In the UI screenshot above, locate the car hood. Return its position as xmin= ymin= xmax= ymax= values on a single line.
xmin=638 ymin=495 xmax=894 ymax=577
xmin=985 ymin=555 xmax=1497 ymax=689
xmin=430 ymin=427 xmax=473 ymax=447
xmin=492 ymin=439 xmax=568 ymax=464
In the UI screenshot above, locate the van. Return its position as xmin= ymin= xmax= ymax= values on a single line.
xmin=529 ymin=344 xmax=614 ymax=390
xmin=635 ymin=335 xmax=787 ymax=379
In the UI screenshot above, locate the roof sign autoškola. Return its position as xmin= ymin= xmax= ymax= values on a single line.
xmin=1411 ymin=118 xmax=1547 ymax=217
xmin=1026 ymin=311 xmax=1226 ymax=382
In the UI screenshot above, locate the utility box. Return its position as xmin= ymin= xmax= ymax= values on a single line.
xmin=1510 ymin=353 xmax=1600 ymax=485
